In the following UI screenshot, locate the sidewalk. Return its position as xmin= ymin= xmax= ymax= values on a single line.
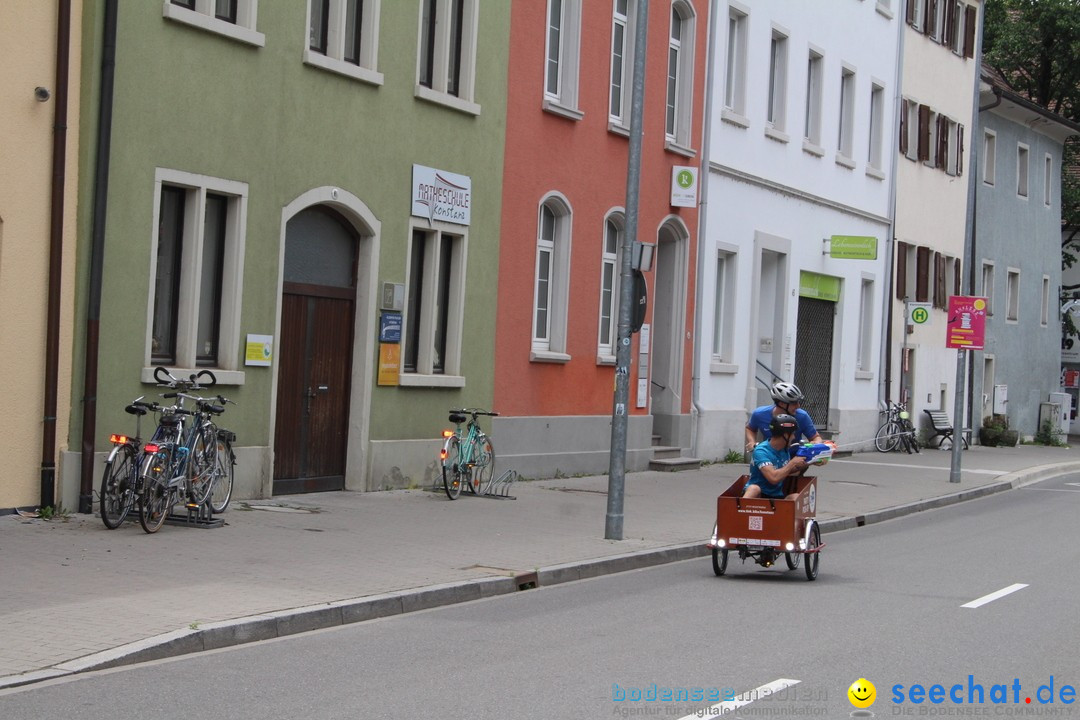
xmin=3 ymin=442 xmax=1080 ymax=689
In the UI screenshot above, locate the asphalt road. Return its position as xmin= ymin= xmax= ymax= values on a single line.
xmin=3 ymin=475 xmax=1079 ymax=719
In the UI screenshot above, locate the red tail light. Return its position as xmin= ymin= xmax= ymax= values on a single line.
xmin=143 ymin=443 xmax=160 ymax=453
xmin=109 ymin=434 xmax=129 ymax=445
xmin=439 ymin=449 xmax=447 ymax=460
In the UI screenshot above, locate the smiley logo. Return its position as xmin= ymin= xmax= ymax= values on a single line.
xmin=848 ymin=678 xmax=876 ymax=709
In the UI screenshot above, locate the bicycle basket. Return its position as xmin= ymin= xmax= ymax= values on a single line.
xmin=449 ymin=413 xmax=467 ymax=424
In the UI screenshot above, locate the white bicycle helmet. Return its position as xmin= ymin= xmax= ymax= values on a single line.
xmin=770 ymin=381 xmax=804 ymax=404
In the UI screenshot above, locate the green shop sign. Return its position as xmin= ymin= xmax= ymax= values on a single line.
xmin=829 ymin=235 xmax=878 ymax=260
xmin=799 ymin=271 xmax=841 ymax=302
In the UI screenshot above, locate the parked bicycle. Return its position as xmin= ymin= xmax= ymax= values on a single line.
xmin=874 ymin=401 xmax=921 ymax=454
xmin=99 ymin=397 xmax=160 ymax=529
xmin=138 ymin=367 xmax=234 ymax=532
xmin=440 ymin=408 xmax=498 ymax=500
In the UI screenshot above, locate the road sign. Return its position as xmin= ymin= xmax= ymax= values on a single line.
xmin=907 ymin=302 xmax=932 ymax=326
xmin=945 ymin=296 xmax=988 ymax=350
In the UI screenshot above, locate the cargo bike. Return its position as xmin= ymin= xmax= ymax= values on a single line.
xmin=706 ymin=474 xmax=824 ymax=581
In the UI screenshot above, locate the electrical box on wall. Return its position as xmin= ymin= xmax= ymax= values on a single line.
xmin=381 ymin=282 xmax=404 ymax=311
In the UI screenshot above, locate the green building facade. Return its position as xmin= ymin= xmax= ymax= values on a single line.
xmin=63 ymin=0 xmax=509 ymax=506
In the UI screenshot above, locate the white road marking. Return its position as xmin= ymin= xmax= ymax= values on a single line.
xmin=831 ymin=459 xmax=1002 ymax=475
xmin=1021 ymin=487 xmax=1080 ymax=493
xmin=961 ymin=583 xmax=1028 ymax=609
xmin=675 ymin=678 xmax=800 ymax=720
xmin=1066 ymin=483 xmax=1080 ymax=488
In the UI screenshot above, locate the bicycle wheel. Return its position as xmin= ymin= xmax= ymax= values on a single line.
xmin=469 ymin=436 xmax=496 ymax=495
xmin=442 ymin=436 xmax=464 ymax=500
xmin=187 ymin=426 xmax=217 ymax=507
xmin=138 ymin=448 xmax=173 ymax=533
xmin=874 ymin=421 xmax=901 ymax=452
xmin=906 ymin=424 xmax=921 ymax=454
xmin=100 ymin=444 xmax=137 ymax=529
xmin=209 ymin=436 xmax=234 ymax=513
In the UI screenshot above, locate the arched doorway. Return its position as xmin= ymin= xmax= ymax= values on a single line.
xmin=650 ymin=219 xmax=689 ymax=440
xmin=273 ymin=205 xmax=359 ymax=494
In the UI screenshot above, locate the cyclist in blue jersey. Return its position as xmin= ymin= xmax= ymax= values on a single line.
xmin=744 ymin=381 xmax=822 ymax=454
xmin=743 ymin=414 xmax=808 ymax=499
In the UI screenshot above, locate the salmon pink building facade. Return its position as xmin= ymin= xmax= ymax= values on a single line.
xmin=491 ymin=1 xmax=709 ymax=477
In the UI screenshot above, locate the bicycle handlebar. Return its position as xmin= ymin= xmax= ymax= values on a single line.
xmin=449 ymin=408 xmax=499 ymax=417
xmin=153 ymin=366 xmax=217 ymax=389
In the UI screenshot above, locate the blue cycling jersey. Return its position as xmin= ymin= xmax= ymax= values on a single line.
xmin=744 ymin=441 xmax=793 ymax=499
xmin=746 ymin=405 xmax=818 ymax=444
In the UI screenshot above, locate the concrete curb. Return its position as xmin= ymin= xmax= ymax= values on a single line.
xmin=3 ymin=459 xmax=1078 ymax=690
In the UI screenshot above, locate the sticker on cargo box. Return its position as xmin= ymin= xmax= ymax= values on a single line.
xmin=749 ymin=515 xmax=763 ymax=531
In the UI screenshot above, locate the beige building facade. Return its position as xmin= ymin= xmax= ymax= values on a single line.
xmin=0 ymin=2 xmax=82 ymax=510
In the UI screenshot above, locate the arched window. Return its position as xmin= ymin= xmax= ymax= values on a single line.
xmin=598 ymin=213 xmax=624 ymax=360
xmin=532 ymin=195 xmax=572 ymax=361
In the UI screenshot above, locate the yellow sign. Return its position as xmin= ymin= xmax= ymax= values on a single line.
xmin=244 ymin=334 xmax=273 ymax=367
xmin=377 ymin=343 xmax=400 ymax=386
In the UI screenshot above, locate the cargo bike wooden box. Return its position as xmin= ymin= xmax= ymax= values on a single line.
xmin=706 ymin=475 xmax=824 ymax=581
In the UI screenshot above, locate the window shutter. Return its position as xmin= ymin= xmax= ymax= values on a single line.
xmin=954 ymin=256 xmax=962 ymax=296
xmin=916 ymin=246 xmax=931 ymax=303
xmin=933 ymin=252 xmax=943 ymax=308
xmin=957 ymin=124 xmax=964 ymax=176
xmin=899 ymin=100 xmax=909 ymax=155
xmin=944 ymin=0 xmax=957 ymax=47
xmin=896 ymin=241 xmax=909 ymax=300
xmin=963 ymin=6 xmax=977 ymax=58
xmin=918 ymin=105 xmax=930 ymax=162
xmin=907 ymin=0 xmax=917 ymax=27
xmin=922 ymin=0 xmax=932 ymax=33
xmin=937 ymin=116 xmax=948 ymax=169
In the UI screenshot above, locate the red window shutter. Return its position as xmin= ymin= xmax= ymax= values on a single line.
xmin=964 ymin=6 xmax=977 ymax=58
xmin=900 ymin=100 xmax=909 ymax=155
xmin=918 ymin=105 xmax=930 ymax=162
xmin=916 ymin=246 xmax=931 ymax=302
xmin=896 ymin=241 xmax=909 ymax=300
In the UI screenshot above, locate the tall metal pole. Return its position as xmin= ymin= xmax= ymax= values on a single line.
xmin=606 ymin=0 xmax=649 ymax=540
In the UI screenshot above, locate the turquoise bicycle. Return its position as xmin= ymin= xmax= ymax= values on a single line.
xmin=440 ymin=408 xmax=497 ymax=500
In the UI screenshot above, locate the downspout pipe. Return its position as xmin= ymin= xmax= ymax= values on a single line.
xmin=690 ymin=0 xmax=720 ymax=458
xmin=79 ymin=0 xmax=118 ymax=514
xmin=41 ymin=0 xmax=73 ymax=509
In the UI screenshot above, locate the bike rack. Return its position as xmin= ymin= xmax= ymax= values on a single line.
xmin=483 ymin=469 xmax=518 ymax=499
xmin=165 ymin=500 xmax=224 ymax=529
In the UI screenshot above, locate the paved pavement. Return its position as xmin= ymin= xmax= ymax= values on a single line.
xmin=3 ymin=441 xmax=1080 ymax=689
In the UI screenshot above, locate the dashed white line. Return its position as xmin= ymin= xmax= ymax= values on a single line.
xmin=961 ymin=583 xmax=1028 ymax=609
xmin=675 ymin=678 xmax=801 ymax=720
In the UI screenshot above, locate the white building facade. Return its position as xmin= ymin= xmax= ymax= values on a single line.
xmin=889 ymin=0 xmax=981 ymax=439
xmin=694 ymin=0 xmax=901 ymax=458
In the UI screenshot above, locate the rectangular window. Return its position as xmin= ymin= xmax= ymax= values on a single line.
xmin=1041 ymin=275 xmax=1050 ymax=326
xmin=543 ymin=0 xmax=581 ymax=115
xmin=868 ymin=83 xmax=884 ymax=170
xmin=712 ymin=250 xmax=736 ymax=363
xmin=545 ymin=0 xmax=563 ymax=97
xmin=981 ymin=261 xmax=994 ymax=316
xmin=665 ymin=2 xmax=696 ymax=148
xmin=306 ymin=0 xmax=382 ymax=84
xmin=1045 ymin=154 xmax=1053 ymax=206
xmin=404 ymin=225 xmax=464 ymax=377
xmin=1006 ymin=269 xmax=1020 ymax=322
xmin=164 ymin=0 xmax=264 ymax=46
xmin=804 ymin=49 xmax=823 ymax=146
xmin=838 ymin=66 xmax=855 ymax=159
xmin=858 ymin=278 xmax=874 ymax=372
xmin=665 ymin=8 xmax=683 ymax=139
xmin=767 ymin=29 xmax=788 ymax=131
xmin=598 ymin=218 xmax=621 ymax=359
xmin=609 ymin=0 xmax=630 ymax=123
xmin=908 ymin=0 xmax=925 ymax=30
xmin=983 ymin=130 xmax=996 ymax=185
xmin=904 ymin=99 xmax=919 ymax=161
xmin=417 ymin=0 xmax=479 ymax=113
xmin=724 ymin=6 xmax=747 ymax=115
xmin=1017 ymin=144 xmax=1029 ymax=198
xmin=150 ymin=170 xmax=247 ymax=372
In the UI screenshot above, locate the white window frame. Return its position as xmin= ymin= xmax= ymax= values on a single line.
xmin=1017 ymin=143 xmax=1030 ymax=198
xmin=837 ymin=64 xmax=856 ymax=166
xmin=1041 ymin=275 xmax=1050 ymax=326
xmin=163 ymin=0 xmax=265 ymax=47
xmin=711 ymin=246 xmax=737 ymax=371
xmin=415 ymin=0 xmax=480 ymax=116
xmin=608 ymin=0 xmax=636 ymax=130
xmin=857 ymin=276 xmax=875 ymax=374
xmin=766 ymin=26 xmax=789 ymax=139
xmin=542 ymin=0 xmax=582 ymax=120
xmin=144 ymin=168 xmax=248 ymax=385
xmin=597 ymin=212 xmax=624 ymax=363
xmin=532 ymin=194 xmax=572 ymax=363
xmin=945 ymin=118 xmax=960 ymax=176
xmin=665 ymin=0 xmax=697 ymax=152
xmin=1044 ymin=153 xmax=1053 ymax=207
xmin=981 ymin=260 xmax=995 ymax=317
xmin=903 ymin=97 xmax=919 ymax=161
xmin=400 ymin=220 xmax=467 ymax=387
xmin=950 ymin=0 xmax=966 ymax=55
xmin=1006 ymin=267 xmax=1020 ymax=323
xmin=983 ymin=129 xmax=996 ymax=185
xmin=802 ymin=46 xmax=824 ymax=154
xmin=867 ymin=81 xmax=885 ymax=175
xmin=722 ymin=2 xmax=748 ymax=125
xmin=304 ymin=0 xmax=383 ymax=86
